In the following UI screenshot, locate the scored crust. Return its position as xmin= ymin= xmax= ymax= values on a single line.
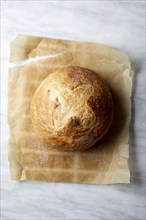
xmin=30 ymin=66 xmax=113 ymax=151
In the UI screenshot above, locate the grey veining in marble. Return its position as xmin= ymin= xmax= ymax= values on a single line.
xmin=1 ymin=1 xmax=145 ymax=220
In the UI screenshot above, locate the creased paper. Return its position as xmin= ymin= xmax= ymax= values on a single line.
xmin=8 ymin=35 xmax=134 ymax=184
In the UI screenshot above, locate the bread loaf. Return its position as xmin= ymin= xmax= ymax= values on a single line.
xmin=30 ymin=66 xmax=113 ymax=151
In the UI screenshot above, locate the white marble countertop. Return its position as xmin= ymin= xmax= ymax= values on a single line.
xmin=1 ymin=1 xmax=145 ymax=220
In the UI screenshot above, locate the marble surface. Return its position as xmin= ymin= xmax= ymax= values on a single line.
xmin=1 ymin=1 xmax=145 ymax=220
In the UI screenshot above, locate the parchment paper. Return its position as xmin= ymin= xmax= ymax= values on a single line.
xmin=8 ymin=35 xmax=134 ymax=184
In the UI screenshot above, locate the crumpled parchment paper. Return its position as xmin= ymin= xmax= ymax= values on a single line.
xmin=8 ymin=35 xmax=134 ymax=184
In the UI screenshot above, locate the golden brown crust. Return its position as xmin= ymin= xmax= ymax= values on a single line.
xmin=30 ymin=66 xmax=113 ymax=151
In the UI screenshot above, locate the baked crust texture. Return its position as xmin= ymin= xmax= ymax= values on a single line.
xmin=30 ymin=66 xmax=113 ymax=151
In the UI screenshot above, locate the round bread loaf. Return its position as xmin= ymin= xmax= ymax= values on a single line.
xmin=30 ymin=66 xmax=113 ymax=151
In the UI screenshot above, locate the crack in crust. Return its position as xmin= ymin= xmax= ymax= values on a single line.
xmin=68 ymin=117 xmax=81 ymax=128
